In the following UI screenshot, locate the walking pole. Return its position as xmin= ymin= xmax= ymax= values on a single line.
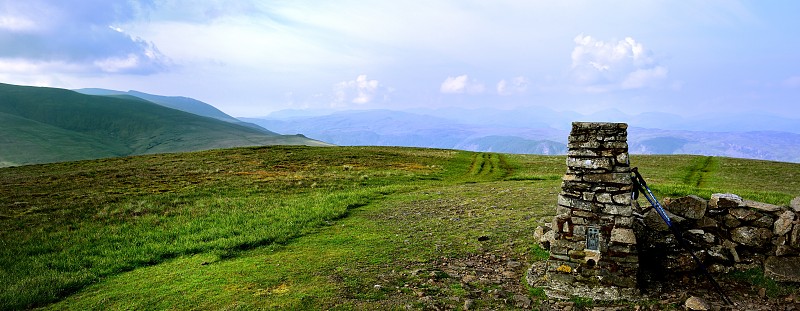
xmin=631 ymin=167 xmax=734 ymax=306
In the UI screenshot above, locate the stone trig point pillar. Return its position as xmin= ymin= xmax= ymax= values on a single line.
xmin=543 ymin=122 xmax=639 ymax=300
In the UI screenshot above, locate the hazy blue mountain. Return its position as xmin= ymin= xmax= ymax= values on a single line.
xmin=75 ymin=88 xmax=276 ymax=134
xmin=1 ymin=83 xmax=329 ymax=167
xmin=243 ymin=109 xmax=567 ymax=154
xmin=251 ymin=108 xmax=800 ymax=162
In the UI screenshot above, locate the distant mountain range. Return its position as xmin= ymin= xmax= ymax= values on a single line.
xmin=244 ymin=108 xmax=800 ymax=163
xmin=0 ymin=83 xmax=328 ymax=167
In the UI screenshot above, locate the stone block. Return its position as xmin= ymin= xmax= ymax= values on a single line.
xmin=558 ymin=195 xmax=593 ymax=211
xmin=791 ymin=197 xmax=800 ymax=212
xmin=729 ymin=208 xmax=760 ymax=222
xmin=568 ymin=141 xmax=601 ymax=149
xmin=567 ymin=157 xmax=613 ymax=171
xmin=710 ymin=193 xmax=743 ymax=209
xmin=722 ymin=214 xmax=741 ymax=228
xmin=596 ymin=193 xmax=613 ymax=203
xmin=602 ymin=204 xmax=632 ymax=216
xmin=752 ymin=215 xmax=774 ymax=228
xmin=731 ymin=226 xmax=773 ymax=247
xmin=612 ymin=193 xmax=631 ymax=205
xmin=614 ymin=216 xmax=633 ymax=228
xmin=610 ymin=227 xmax=637 ymax=245
xmin=568 ymin=149 xmax=599 ymax=157
xmin=775 ymin=245 xmax=798 ymax=257
xmin=562 ymin=174 xmax=582 ymax=181
xmin=582 ymin=173 xmax=631 ymax=185
xmin=696 ymin=216 xmax=719 ymax=229
xmin=791 ymin=224 xmax=800 ymax=248
xmin=664 ymin=195 xmax=707 ymax=220
xmin=774 ymin=211 xmax=796 ymax=236
xmin=743 ymin=199 xmax=783 ymax=213
xmin=615 ymin=153 xmax=629 ymax=166
xmin=764 ymin=256 xmax=800 ymax=282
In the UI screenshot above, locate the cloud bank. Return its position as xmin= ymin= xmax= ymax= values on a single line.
xmin=570 ymin=34 xmax=667 ymax=91
xmin=0 ymin=0 xmax=168 ymax=75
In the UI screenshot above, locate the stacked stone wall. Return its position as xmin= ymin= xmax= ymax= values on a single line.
xmin=543 ymin=122 xmax=639 ymax=300
xmin=637 ymin=193 xmax=800 ymax=283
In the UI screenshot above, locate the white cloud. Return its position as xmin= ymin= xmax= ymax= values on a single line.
xmin=333 ymin=74 xmax=386 ymax=106
xmin=440 ymin=74 xmax=485 ymax=94
xmin=570 ymin=34 xmax=666 ymax=91
xmin=497 ymin=76 xmax=528 ymax=95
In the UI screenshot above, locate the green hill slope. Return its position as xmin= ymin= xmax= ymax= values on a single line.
xmin=75 ymin=88 xmax=275 ymax=134
xmin=0 ymin=83 xmax=329 ymax=166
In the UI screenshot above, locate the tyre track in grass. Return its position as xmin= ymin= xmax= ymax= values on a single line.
xmin=683 ymin=156 xmax=718 ymax=188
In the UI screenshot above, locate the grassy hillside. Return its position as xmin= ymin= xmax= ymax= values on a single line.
xmin=0 ymin=83 xmax=328 ymax=167
xmin=1 ymin=146 xmax=798 ymax=310
xmin=75 ymin=88 xmax=276 ymax=134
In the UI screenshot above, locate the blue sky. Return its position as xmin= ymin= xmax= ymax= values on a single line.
xmin=1 ymin=0 xmax=799 ymax=118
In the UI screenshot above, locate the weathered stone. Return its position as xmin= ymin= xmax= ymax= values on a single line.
xmin=562 ymin=174 xmax=581 ymax=181
xmin=534 ymin=226 xmax=548 ymax=241
xmin=567 ymin=157 xmax=613 ymax=171
xmin=707 ymin=245 xmax=730 ymax=262
xmin=722 ymin=214 xmax=741 ymax=228
xmin=685 ymin=296 xmax=711 ymax=311
xmin=753 ymin=215 xmax=775 ymax=228
xmin=596 ymin=193 xmax=613 ymax=203
xmin=581 ymin=173 xmax=631 ymax=185
xmin=764 ymin=256 xmax=800 ymax=282
xmin=723 ymin=239 xmax=741 ymax=262
xmin=610 ymin=227 xmax=637 ymax=245
xmin=558 ymin=195 xmax=593 ymax=211
xmin=567 ymin=149 xmax=598 ymax=157
xmin=710 ymin=193 xmax=743 ymax=209
xmin=642 ymin=208 xmax=684 ymax=232
xmin=541 ymin=230 xmax=555 ymax=249
xmin=614 ymin=216 xmax=633 ymax=228
xmin=791 ymin=197 xmax=800 ymax=212
xmin=615 ymin=153 xmax=628 ymax=166
xmin=696 ymin=216 xmax=719 ymax=229
xmin=743 ymin=199 xmax=783 ymax=213
xmin=730 ymin=208 xmax=760 ymax=222
xmin=568 ymin=140 xmax=601 ymax=149
xmin=774 ymin=211 xmax=795 ymax=236
xmin=602 ymin=204 xmax=632 ymax=216
xmin=775 ymin=245 xmax=798 ymax=257
xmin=731 ymin=226 xmax=773 ymax=247
xmin=612 ymin=193 xmax=631 ymax=205
xmin=791 ymin=224 xmax=800 ymax=248
xmin=665 ymin=195 xmax=707 ymax=220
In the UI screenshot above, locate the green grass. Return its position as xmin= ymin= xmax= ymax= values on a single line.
xmin=1 ymin=147 xmax=799 ymax=310
xmin=726 ymin=268 xmax=800 ymax=298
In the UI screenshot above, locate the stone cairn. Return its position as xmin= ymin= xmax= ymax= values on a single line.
xmin=541 ymin=122 xmax=639 ymax=300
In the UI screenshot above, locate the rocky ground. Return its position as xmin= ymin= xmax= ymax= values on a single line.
xmin=379 ymin=249 xmax=799 ymax=310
